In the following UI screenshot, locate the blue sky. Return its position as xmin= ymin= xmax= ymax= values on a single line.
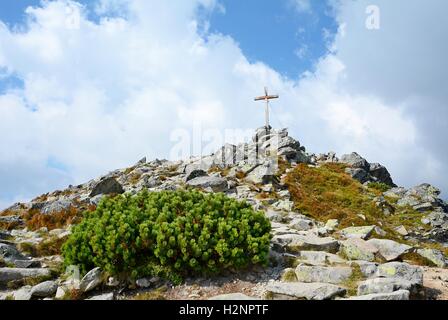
xmin=0 ymin=0 xmax=337 ymax=81
xmin=208 ymin=0 xmax=337 ymax=77
xmin=0 ymin=0 xmax=447 ymax=208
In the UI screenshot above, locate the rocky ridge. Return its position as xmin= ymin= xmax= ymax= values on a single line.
xmin=1 ymin=127 xmax=447 ymax=300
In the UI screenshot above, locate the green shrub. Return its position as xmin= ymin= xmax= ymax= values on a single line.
xmin=61 ymin=190 xmax=271 ymax=284
xmin=367 ymin=182 xmax=392 ymax=193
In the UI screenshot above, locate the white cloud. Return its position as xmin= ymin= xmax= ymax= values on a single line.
xmin=294 ymin=44 xmax=308 ymax=59
xmin=0 ymin=0 xmax=447 ymax=208
xmin=292 ymin=0 xmax=312 ymax=13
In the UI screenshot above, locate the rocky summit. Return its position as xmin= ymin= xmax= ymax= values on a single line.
xmin=1 ymin=127 xmax=447 ymax=301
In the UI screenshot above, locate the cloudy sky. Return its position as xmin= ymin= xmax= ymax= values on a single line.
xmin=0 ymin=0 xmax=447 ymax=208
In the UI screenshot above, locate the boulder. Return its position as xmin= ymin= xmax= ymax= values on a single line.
xmin=346 ymin=290 xmax=410 ymax=300
xmin=395 ymin=226 xmax=409 ymax=236
xmin=55 ymin=286 xmax=68 ymax=299
xmin=408 ymin=183 xmax=441 ymax=198
xmin=357 ymin=277 xmax=417 ymax=296
xmin=265 ymin=210 xmax=284 ymax=223
xmin=281 ymin=268 xmax=298 ymax=282
xmin=0 ymin=243 xmax=27 ymax=263
xmin=185 ymin=169 xmax=208 ymax=182
xmin=369 ymin=163 xmax=396 ymax=187
xmin=289 ymin=218 xmax=315 ymax=231
xmin=183 ymin=157 xmax=215 ymax=177
xmin=90 ymin=177 xmax=124 ymax=197
xmin=79 ymin=267 xmax=103 ymax=293
xmin=339 ymin=238 xmax=379 ymax=262
xmin=366 ymin=239 xmax=413 ymax=261
xmin=295 ymin=251 xmax=346 ymax=266
xmin=345 ymin=168 xmax=369 ymax=184
xmin=236 ymin=185 xmax=252 ymax=198
xmin=272 ymin=233 xmax=340 ymax=254
xmin=31 ymin=280 xmax=58 ymax=298
xmin=384 ymin=187 xmax=407 ymax=199
xmin=135 ymin=157 xmax=147 ymax=166
xmin=186 ymin=176 xmax=228 ymax=192
xmin=87 ymin=292 xmax=114 ymax=300
xmin=397 ymin=196 xmax=420 ymax=207
xmin=275 ymin=136 xmax=300 ymax=150
xmin=245 ymin=162 xmax=276 ymax=185
xmin=252 ymin=126 xmax=274 ymax=144
xmin=0 ymin=215 xmax=23 ymax=227
xmin=416 ymin=249 xmax=447 ymax=268
xmin=278 ymin=147 xmax=299 ymax=158
xmin=209 ymin=293 xmax=260 ymax=300
xmin=413 ymin=202 xmax=434 ymax=212
xmin=376 ymin=262 xmax=423 ymax=286
xmin=340 ymin=226 xmax=375 ymax=240
xmin=41 ymin=199 xmax=73 ymax=214
xmin=325 ymin=219 xmax=339 ymax=231
xmin=265 ymin=282 xmax=346 ymax=300
xmin=0 ymin=268 xmax=51 ymax=285
xmin=135 ymin=277 xmax=159 ymax=288
xmin=295 ymin=266 xmax=352 ymax=284
xmin=340 ymin=153 xmax=369 ymax=170
xmin=13 ymin=286 xmax=33 ymax=300
xmin=0 ymin=230 xmax=10 ymax=240
xmin=272 ymin=200 xmax=294 ymax=212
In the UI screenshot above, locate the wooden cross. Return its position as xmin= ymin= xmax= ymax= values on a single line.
xmin=254 ymin=87 xmax=279 ymax=128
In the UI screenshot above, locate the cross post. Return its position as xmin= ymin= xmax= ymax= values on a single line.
xmin=254 ymin=87 xmax=279 ymax=129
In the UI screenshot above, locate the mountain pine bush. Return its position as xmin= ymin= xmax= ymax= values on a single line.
xmin=61 ymin=189 xmax=271 ymax=283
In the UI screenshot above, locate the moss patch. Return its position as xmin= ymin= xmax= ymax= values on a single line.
xmin=133 ymin=286 xmax=168 ymax=300
xmin=280 ymin=268 xmax=298 ymax=282
xmin=340 ymin=264 xmax=365 ymax=297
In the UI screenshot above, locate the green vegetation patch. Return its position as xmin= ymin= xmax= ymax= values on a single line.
xmin=62 ymin=190 xmax=271 ymax=284
xmin=367 ymin=182 xmax=392 ymax=193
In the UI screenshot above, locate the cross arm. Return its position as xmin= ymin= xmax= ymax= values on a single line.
xmin=254 ymin=95 xmax=279 ymax=101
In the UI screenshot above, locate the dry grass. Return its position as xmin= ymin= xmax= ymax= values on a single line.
xmin=0 ymin=220 xmax=22 ymax=231
xmin=61 ymin=289 xmax=84 ymax=300
xmin=208 ymin=166 xmax=231 ymax=177
xmin=0 ymin=209 xmax=19 ymax=217
xmin=235 ymin=171 xmax=247 ymax=180
xmin=0 ymin=209 xmax=23 ymax=230
xmin=32 ymin=193 xmax=49 ymax=203
xmin=129 ymin=173 xmax=142 ymax=185
xmin=285 ymin=163 xmax=429 ymax=241
xmin=285 ymin=163 xmax=378 ymax=227
xmin=23 ymin=206 xmax=91 ymax=231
